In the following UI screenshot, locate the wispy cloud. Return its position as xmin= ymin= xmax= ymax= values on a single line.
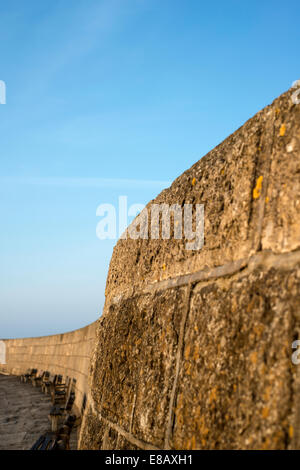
xmin=13 ymin=0 xmax=145 ymax=103
xmin=1 ymin=176 xmax=171 ymax=190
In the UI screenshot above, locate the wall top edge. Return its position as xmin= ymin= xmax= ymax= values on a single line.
xmin=0 ymin=319 xmax=99 ymax=342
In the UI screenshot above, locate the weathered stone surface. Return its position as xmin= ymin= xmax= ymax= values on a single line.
xmin=79 ymin=410 xmax=109 ymax=450
xmin=105 ymin=90 xmax=299 ymax=302
xmin=87 ymin=287 xmax=188 ymax=448
xmin=261 ymin=93 xmax=300 ymax=253
xmin=173 ymin=260 xmax=300 ymax=450
xmin=80 ymin=87 xmax=300 ymax=450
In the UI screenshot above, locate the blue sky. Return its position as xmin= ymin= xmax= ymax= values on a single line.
xmin=0 ymin=0 xmax=299 ymax=338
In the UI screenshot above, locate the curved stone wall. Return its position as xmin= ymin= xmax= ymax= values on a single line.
xmin=79 ymin=88 xmax=300 ymax=450
xmin=1 ymin=88 xmax=299 ymax=450
xmin=0 ymin=321 xmax=98 ymax=414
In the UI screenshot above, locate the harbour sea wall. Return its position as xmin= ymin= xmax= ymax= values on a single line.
xmin=80 ymin=88 xmax=300 ymax=450
xmin=1 ymin=88 xmax=300 ymax=449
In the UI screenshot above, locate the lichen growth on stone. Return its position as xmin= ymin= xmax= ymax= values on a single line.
xmin=279 ymin=124 xmax=286 ymax=137
xmin=253 ymin=175 xmax=263 ymax=199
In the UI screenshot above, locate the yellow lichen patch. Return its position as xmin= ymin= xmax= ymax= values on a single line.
xmin=262 ymin=407 xmax=269 ymax=419
xmin=289 ymin=425 xmax=294 ymax=439
xmin=253 ymin=176 xmax=263 ymax=199
xmin=190 ymin=435 xmax=196 ymax=450
xmin=265 ymin=196 xmax=269 ymax=204
xmin=208 ymin=387 xmax=218 ymax=404
xmin=185 ymin=438 xmax=191 ymax=450
xmin=184 ymin=344 xmax=191 ymax=360
xmin=185 ymin=362 xmax=191 ymax=375
xmin=162 ymin=263 xmax=166 ymax=271
xmin=193 ymin=344 xmax=200 ymax=361
xmin=191 ymin=177 xmax=196 ymax=186
xmin=250 ymin=351 xmax=258 ymax=365
xmin=221 ymin=169 xmax=225 ymax=175
xmin=279 ymin=124 xmax=286 ymax=137
xmin=197 ymin=416 xmax=209 ymax=437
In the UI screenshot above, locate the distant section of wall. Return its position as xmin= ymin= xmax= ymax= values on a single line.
xmin=0 ymin=321 xmax=98 ymax=414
